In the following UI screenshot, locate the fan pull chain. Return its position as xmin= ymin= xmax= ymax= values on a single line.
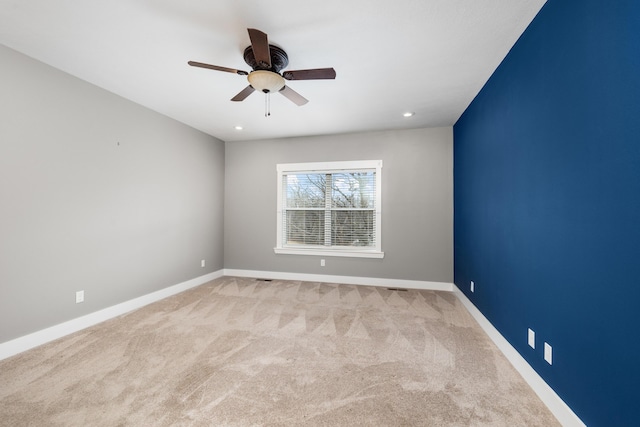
xmin=264 ymin=92 xmax=271 ymax=117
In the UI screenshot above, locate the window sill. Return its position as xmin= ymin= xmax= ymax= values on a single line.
xmin=274 ymin=247 xmax=384 ymax=259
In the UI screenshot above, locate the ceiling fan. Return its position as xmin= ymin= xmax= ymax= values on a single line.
xmin=188 ymin=28 xmax=336 ymax=109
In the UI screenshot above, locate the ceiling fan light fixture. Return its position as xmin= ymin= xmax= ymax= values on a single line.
xmin=188 ymin=28 xmax=336 ymax=109
xmin=247 ymin=70 xmax=285 ymax=93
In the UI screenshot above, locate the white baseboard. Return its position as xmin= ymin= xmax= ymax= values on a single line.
xmin=0 ymin=270 xmax=224 ymax=361
xmin=223 ymin=268 xmax=454 ymax=292
xmin=452 ymin=285 xmax=586 ymax=427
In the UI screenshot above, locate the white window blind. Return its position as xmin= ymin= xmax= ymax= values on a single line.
xmin=275 ymin=160 xmax=383 ymax=258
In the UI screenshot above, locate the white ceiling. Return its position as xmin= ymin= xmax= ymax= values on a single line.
xmin=0 ymin=0 xmax=546 ymax=142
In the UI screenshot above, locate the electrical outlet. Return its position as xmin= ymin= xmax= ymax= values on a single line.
xmin=201 ymin=259 xmax=205 ymax=268
xmin=528 ymin=328 xmax=535 ymax=349
xmin=75 ymin=290 xmax=84 ymax=304
xmin=470 ymin=281 xmax=475 ymax=292
xmin=320 ymin=259 xmax=325 ymax=267
xmin=544 ymin=342 xmax=553 ymax=365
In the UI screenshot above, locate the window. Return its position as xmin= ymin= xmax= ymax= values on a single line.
xmin=275 ymin=160 xmax=383 ymax=258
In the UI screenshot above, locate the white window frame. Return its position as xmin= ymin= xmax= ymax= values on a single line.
xmin=275 ymin=160 xmax=384 ymax=258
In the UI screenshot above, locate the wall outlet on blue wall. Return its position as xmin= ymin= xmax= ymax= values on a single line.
xmin=470 ymin=281 xmax=475 ymax=292
xmin=528 ymin=328 xmax=535 ymax=349
xmin=544 ymin=342 xmax=553 ymax=365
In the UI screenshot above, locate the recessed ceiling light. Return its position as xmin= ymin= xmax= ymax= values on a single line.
xmin=234 ymin=126 xmax=243 ymax=130
xmin=403 ymin=112 xmax=415 ymax=117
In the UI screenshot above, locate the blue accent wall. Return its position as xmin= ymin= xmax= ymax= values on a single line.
xmin=454 ymin=1 xmax=640 ymax=425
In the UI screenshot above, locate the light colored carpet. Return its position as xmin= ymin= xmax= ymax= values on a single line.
xmin=0 ymin=277 xmax=560 ymax=426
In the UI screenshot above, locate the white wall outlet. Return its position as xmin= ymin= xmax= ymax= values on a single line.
xmin=201 ymin=259 xmax=205 ymax=268
xmin=75 ymin=290 xmax=84 ymax=304
xmin=470 ymin=281 xmax=475 ymax=292
xmin=320 ymin=259 xmax=325 ymax=267
xmin=528 ymin=328 xmax=535 ymax=349
xmin=544 ymin=342 xmax=553 ymax=365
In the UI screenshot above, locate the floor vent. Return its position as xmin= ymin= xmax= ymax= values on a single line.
xmin=387 ymin=287 xmax=408 ymax=292
xmin=256 ymin=278 xmax=273 ymax=282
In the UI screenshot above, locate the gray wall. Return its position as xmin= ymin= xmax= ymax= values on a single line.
xmin=224 ymin=128 xmax=453 ymax=282
xmin=0 ymin=45 xmax=225 ymax=343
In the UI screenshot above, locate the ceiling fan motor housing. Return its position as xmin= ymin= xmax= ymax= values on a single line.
xmin=243 ymin=44 xmax=289 ymax=73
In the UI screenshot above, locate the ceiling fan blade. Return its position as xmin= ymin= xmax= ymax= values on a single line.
xmin=247 ymin=28 xmax=271 ymax=69
xmin=231 ymin=85 xmax=256 ymax=102
xmin=283 ymin=68 xmax=336 ymax=80
xmin=279 ymin=85 xmax=308 ymax=106
xmin=188 ymin=61 xmax=248 ymax=75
